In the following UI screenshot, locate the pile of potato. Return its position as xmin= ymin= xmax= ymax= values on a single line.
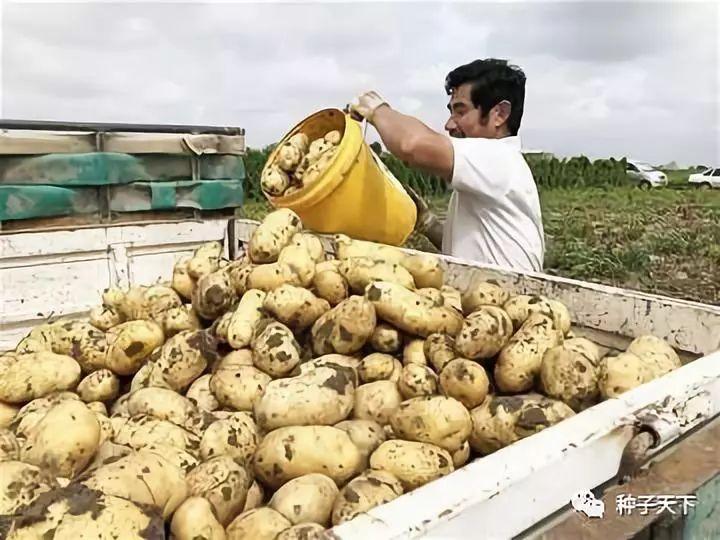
xmin=261 ymin=130 xmax=342 ymax=198
xmin=0 ymin=208 xmax=682 ymax=539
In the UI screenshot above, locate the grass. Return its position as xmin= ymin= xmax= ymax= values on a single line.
xmin=240 ymin=185 xmax=720 ymax=305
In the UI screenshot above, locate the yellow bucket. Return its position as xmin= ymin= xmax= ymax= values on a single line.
xmin=263 ymin=108 xmax=417 ymax=246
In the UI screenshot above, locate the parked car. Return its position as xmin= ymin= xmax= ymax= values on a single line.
xmin=625 ymin=160 xmax=668 ymax=188
xmin=688 ymin=167 xmax=720 ymax=189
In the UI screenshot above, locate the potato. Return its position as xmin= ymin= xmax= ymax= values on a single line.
xmin=370 ymin=440 xmax=453 ymax=491
xmin=171 ymin=257 xmax=196 ymax=299
xmin=0 ymin=429 xmax=19 ymax=461
xmin=89 ymin=304 xmax=124 ymax=331
xmin=369 ymin=323 xmax=401 ymax=353
xmin=269 ymin=473 xmax=338 ymax=525
xmin=211 ymin=363 xmax=271 ymax=412
xmin=226 ymin=507 xmax=292 ymax=540
xmin=311 ymin=295 xmax=376 ymax=355
xmin=186 ymin=374 xmax=219 ymax=411
xmin=366 ymin=281 xmax=462 ymax=338
xmin=390 ymin=396 xmax=471 ymax=452
xmin=353 ymin=381 xmax=402 ymax=425
xmin=102 ymin=286 xmax=126 ymax=310
xmin=0 ymin=460 xmax=59 ymax=515
xmin=440 ymin=359 xmax=490 ymax=409
xmin=424 ymin=333 xmax=457 ymax=371
xmin=403 ymin=339 xmax=427 ymax=366
xmin=171 ymin=497 xmax=227 ymax=540
xmin=0 ymin=401 xmax=19 ymax=429
xmin=503 ymin=294 xmax=554 ymax=330
xmin=139 ymin=443 xmax=199 ymax=476
xmin=112 ymin=415 xmax=200 ymax=454
xmin=143 ymin=285 xmax=183 ymax=321
xmin=398 ymin=364 xmax=438 ymax=399
xmin=187 ymin=455 xmax=252 ymax=526
xmin=276 ymin=523 xmax=325 ymax=540
xmin=255 ymin=365 xmax=355 ymax=430
xmin=243 ymin=480 xmax=265 ymax=512
xmin=160 ymin=305 xmax=201 ymax=337
xmin=312 ymin=269 xmax=349 ymax=306
xmin=192 ymin=268 xmax=238 ymax=320
xmin=155 ymin=329 xmax=220 ymax=392
xmin=113 ymin=286 xmax=150 ymax=320
xmin=334 ymin=234 xmax=406 ymax=264
xmin=294 ymin=354 xmax=361 ymax=375
xmin=277 ymin=244 xmax=316 ymax=287
xmin=15 ymin=324 xmax=55 ymax=353
xmin=105 ymin=320 xmax=164 ymax=376
xmin=212 ymin=311 xmax=234 ymax=344
xmin=228 ymin=260 xmax=254 ymax=295
xmin=126 ymin=387 xmax=200 ymax=430
xmin=334 ymin=419 xmax=386 ymax=466
xmin=339 ymin=257 xmax=415 ymax=293
xmin=0 ymin=352 xmax=81 ymax=404
xmin=129 ymin=361 xmax=173 ymax=392
xmin=495 ymin=313 xmax=562 ymax=393
xmin=359 ymin=353 xmax=402 ymax=384
xmin=440 ymin=285 xmax=463 ymax=312
xmin=263 ymin=285 xmax=330 ymax=330
xmin=462 ymin=280 xmax=509 ymax=314
xmin=262 ymin=164 xmax=290 ymax=196
xmin=251 ymin=320 xmax=302 ymax=377
xmin=226 ymin=289 xmax=266 ymax=348
xmin=249 ymin=208 xmax=302 ymax=264
xmin=598 ymin=352 xmax=646 ymax=398
xmin=452 ymin=441 xmax=471 ymax=468
xmin=401 ymin=253 xmax=445 ymax=289
xmin=331 ymin=469 xmax=404 ymax=526
xmin=540 ymin=338 xmax=601 ymax=411
xmin=21 ymin=400 xmax=100 ymax=478
xmin=277 ymin=141 xmax=303 ymax=172
xmin=253 ymin=426 xmax=363 ymax=488
xmin=416 ymin=287 xmax=444 ymax=306
xmin=469 ymin=393 xmax=575 ymax=455
xmin=455 ymin=306 xmax=514 ymax=360
xmin=187 ymin=241 xmax=223 ymax=279
xmin=81 ymin=449 xmax=187 ymax=518
xmin=291 ymin=232 xmax=325 ymax=262
xmin=627 ymin=335 xmax=682 ymax=378
xmin=549 ymin=300 xmax=572 ymax=335
xmin=200 ymin=412 xmax=260 ymax=465
xmin=76 ymin=369 xmax=119 ymax=403
xmin=289 ymin=132 xmax=310 ymax=152
xmin=13 ymin=393 xmax=81 ymax=439
xmin=94 ymin=410 xmax=114 ymax=446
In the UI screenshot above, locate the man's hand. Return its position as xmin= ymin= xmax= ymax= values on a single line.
xmin=348 ymin=91 xmax=389 ymax=124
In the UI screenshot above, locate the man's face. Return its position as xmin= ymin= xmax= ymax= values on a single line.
xmin=444 ymin=82 xmax=498 ymax=139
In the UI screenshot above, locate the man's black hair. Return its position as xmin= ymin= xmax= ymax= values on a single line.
xmin=445 ymin=59 xmax=526 ymax=136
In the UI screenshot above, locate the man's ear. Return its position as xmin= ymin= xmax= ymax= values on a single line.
xmin=494 ymin=100 xmax=512 ymax=128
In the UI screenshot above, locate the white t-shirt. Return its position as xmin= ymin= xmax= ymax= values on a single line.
xmin=441 ymin=135 xmax=545 ymax=272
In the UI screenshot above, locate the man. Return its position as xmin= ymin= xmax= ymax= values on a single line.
xmin=349 ymin=58 xmax=545 ymax=273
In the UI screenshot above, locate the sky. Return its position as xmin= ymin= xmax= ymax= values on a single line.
xmin=1 ymin=0 xmax=718 ymax=167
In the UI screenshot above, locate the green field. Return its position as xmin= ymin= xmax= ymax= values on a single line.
xmin=242 ymin=185 xmax=720 ymax=306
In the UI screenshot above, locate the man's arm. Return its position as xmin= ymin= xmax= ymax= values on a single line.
xmin=420 ymin=216 xmax=445 ymax=250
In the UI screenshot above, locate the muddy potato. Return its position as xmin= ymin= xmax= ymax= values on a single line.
xmin=495 ymin=313 xmax=562 ymax=393
xmin=105 ymin=320 xmax=164 ymax=376
xmin=540 ymin=338 xmax=601 ymax=411
xmin=0 ymin=460 xmax=59 ymax=515
xmin=370 ymin=439 xmax=453 ymax=491
xmin=440 ymin=285 xmax=463 ymax=312
xmin=369 ymin=323 xmax=401 ymax=353
xmin=469 ymin=393 xmax=575 ymax=455
xmin=503 ymin=294 xmax=554 ymax=330
xmin=160 ymin=305 xmax=201 ymax=337
xmin=0 ymin=402 xmax=18 ymax=429
xmin=229 ymin=262 xmax=254 ymax=296
xmin=276 ymin=523 xmax=325 ymax=540
xmin=212 ymin=311 xmax=234 ymax=344
xmin=627 ymin=335 xmax=682 ymax=378
xmin=186 ymin=374 xmax=219 ymax=411
xmin=248 ymin=208 xmax=302 ymax=264
xmin=262 ymin=164 xmax=290 ymax=196
xmin=226 ymin=289 xmax=266 ymax=348
xmin=200 ymin=412 xmax=260 ymax=465
xmin=403 ymin=339 xmax=427 ymax=366
xmin=255 ymin=364 xmax=355 ymax=430
xmin=416 ymin=287 xmax=444 ymax=306
xmin=126 ymin=387 xmax=199 ymax=429
xmin=129 ymin=360 xmax=173 ymax=392
xmin=269 ymin=473 xmax=339 ymax=526
xmin=186 ymin=241 xmax=223 ymax=279
xmin=289 ymin=132 xmax=310 ymax=152
xmin=0 ymin=352 xmax=81 ymax=403
xmin=143 ymin=285 xmax=183 ymax=321
xmin=192 ymin=269 xmax=238 ymax=320
xmin=462 ymin=280 xmax=509 ymax=314
xmin=171 ymin=497 xmax=227 ymax=540
xmin=21 ymin=400 xmax=100 ymax=478
xmin=243 ymin=480 xmax=265 ymax=512
xmin=312 ymin=269 xmax=349 ymax=306
xmin=334 ymin=234 xmax=406 ymax=265
xmin=353 ymin=380 xmax=403 ymax=425
xmin=291 ymin=232 xmax=325 ymax=262
xmin=211 ymin=362 xmax=271 ymax=412
xmin=455 ymin=306 xmax=514 ymax=360
xmin=358 ymin=353 xmax=402 ymax=384
xmin=366 ymin=281 xmax=463 ymax=338
xmin=277 ymin=141 xmax=303 ymax=172
xmin=339 ymin=257 xmax=415 ymax=293
xmin=156 ymin=329 xmax=219 ymax=392
xmin=390 ymin=396 xmax=471 ymax=452
xmin=76 ymin=369 xmax=119 ymax=403
xmin=253 ymin=425 xmax=363 ymax=489
xmin=401 ymin=253 xmax=445 ymax=289
xmin=15 ymin=323 xmax=55 ymax=353
xmin=452 ymin=441 xmax=471 ymax=468
xmin=172 ymin=257 xmax=196 ymax=299
xmin=548 ymin=300 xmax=572 ymax=336
xmin=226 ymin=507 xmax=292 ymax=540
xmin=89 ymin=304 xmax=124 ymax=331
xmin=331 ymin=469 xmax=403 ymax=526
xmin=112 ymin=415 xmax=200 ymax=454
xmin=598 ymin=352 xmax=647 ymax=398
xmin=13 ymin=393 xmax=81 ymax=439
xmin=247 ymin=244 xmax=316 ymax=292
xmin=424 ymin=333 xmax=457 ymax=372
xmin=294 ymin=354 xmax=361 ymax=375
xmin=0 ymin=429 xmax=19 ymax=461
xmin=334 ymin=419 xmax=386 ymax=466
xmin=81 ymin=449 xmax=188 ymax=518
xmin=251 ymin=320 xmax=302 ymax=377
xmin=311 ymin=295 xmax=376 ymax=355
xmin=398 ymin=364 xmax=438 ymax=399
xmin=94 ymin=410 xmax=114 ymax=446
xmin=186 ymin=455 xmax=252 ymax=526
xmin=263 ymin=285 xmax=330 ymax=330
xmin=439 ymin=359 xmax=490 ymax=409
xmin=139 ymin=443 xmax=199 ymax=476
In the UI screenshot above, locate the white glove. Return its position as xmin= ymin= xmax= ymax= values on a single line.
xmin=349 ymin=91 xmax=389 ymax=123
